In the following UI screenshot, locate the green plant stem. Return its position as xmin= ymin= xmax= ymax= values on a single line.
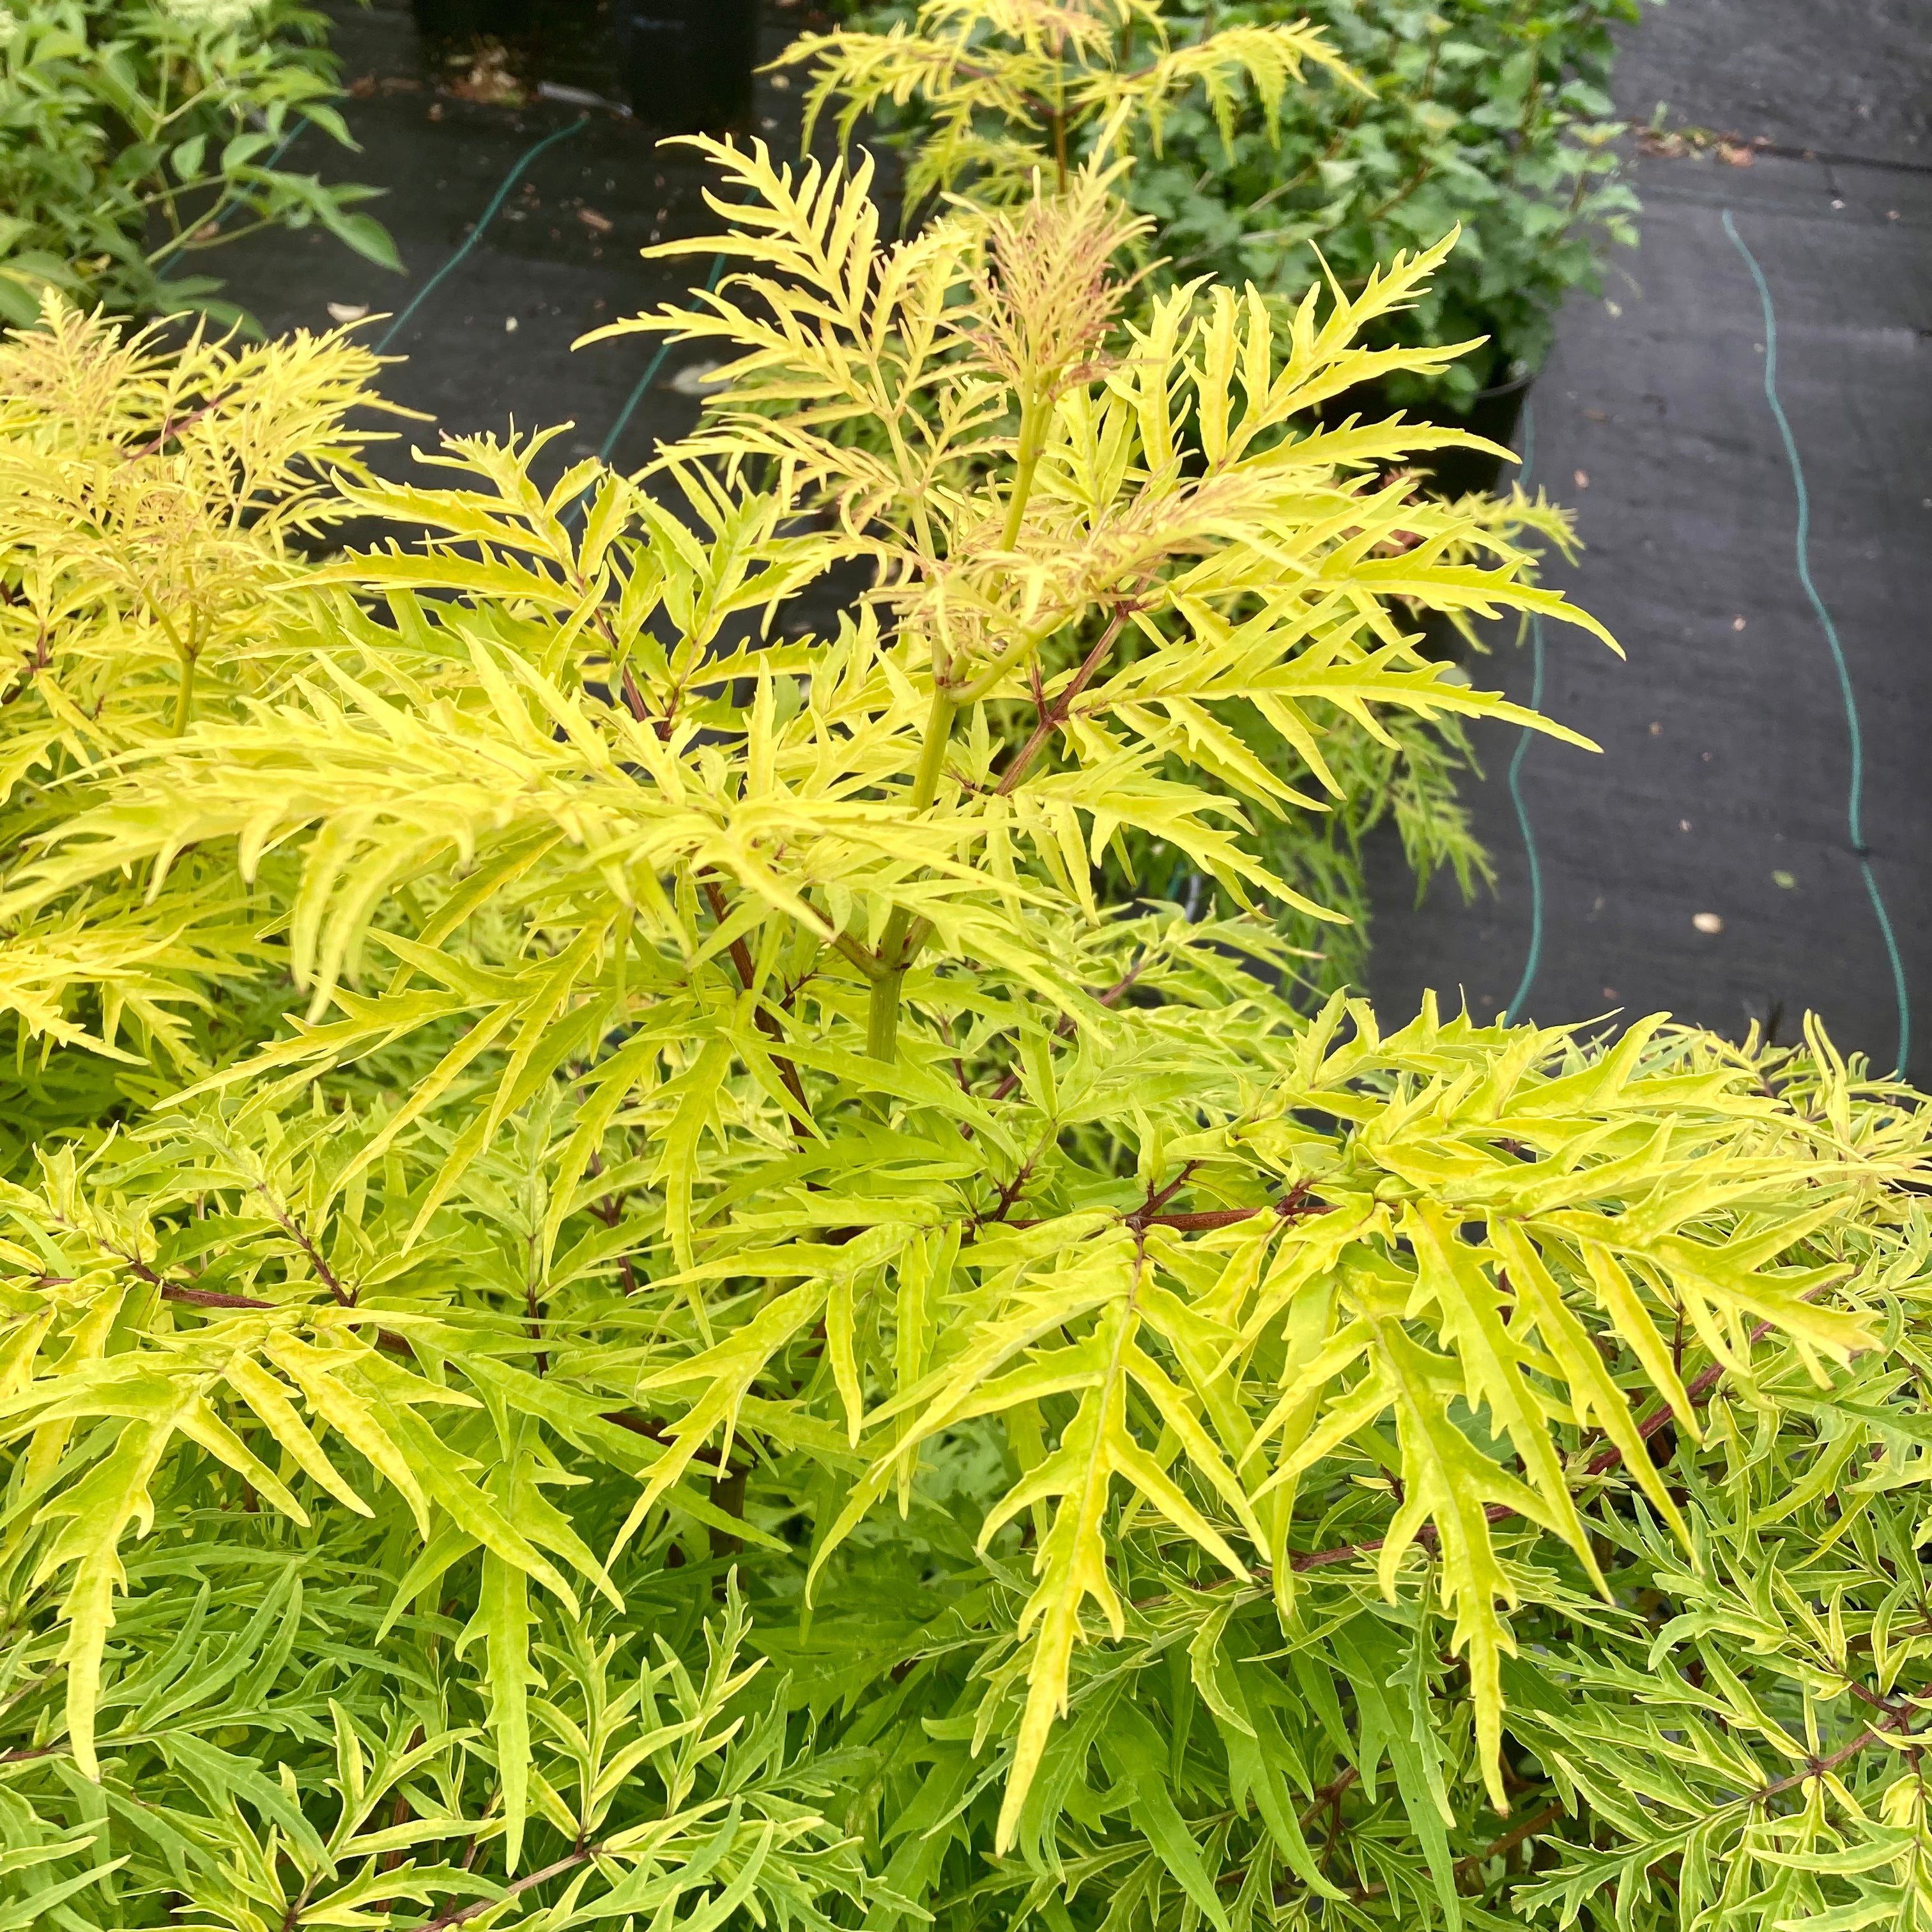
xmin=1000 ymin=393 xmax=1048 ymax=553
xmin=866 ymin=684 xmax=958 ymax=1062
xmin=867 ymin=382 xmax=1050 ymax=1064
xmin=151 ymin=212 xmax=286 ymax=261
xmin=172 ymin=648 xmax=197 ymax=735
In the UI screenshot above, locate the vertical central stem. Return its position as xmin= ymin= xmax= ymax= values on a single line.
xmin=866 ymin=389 xmax=1050 ymax=1065
xmin=172 ymin=647 xmax=198 ymax=735
xmin=867 ymin=685 xmax=958 ymax=1063
xmin=1001 ymin=388 xmax=1048 ymax=554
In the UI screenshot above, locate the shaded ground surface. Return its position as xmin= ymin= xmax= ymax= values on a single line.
xmin=1361 ymin=0 xmax=1932 ymax=1083
xmin=220 ymin=0 xmax=1932 ymax=1081
xmin=219 ymin=0 xmax=844 ymax=489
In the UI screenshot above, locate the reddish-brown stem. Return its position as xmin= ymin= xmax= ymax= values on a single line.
xmin=371 ymin=1726 xmax=428 ymax=1907
xmin=698 ymin=877 xmax=811 ymax=1127
xmin=1455 ymin=1797 xmax=1563 ymax=1876
xmin=150 ymin=1272 xmax=408 ymax=1354
xmin=129 ymin=394 xmax=231 ymax=461
xmin=1292 ymin=1295 xmax=1827 ymax=1572
xmin=1584 ymin=1302 xmax=1811 ymax=1478
xmin=988 ymin=953 xmax=1149 ymax=1103
xmin=993 ymin=603 xmax=1136 ymax=799
xmin=601 ymin=1410 xmax=673 ymax=1445
xmin=256 ymin=1188 xmax=355 ymax=1307
xmin=1349 ymin=1795 xmax=1568 ymax=1901
xmin=414 ymin=1845 xmax=604 ymax=1932
xmin=1002 ymin=1187 xmax=1331 ymax=1241
xmin=1300 ymin=1762 xmax=1359 ymax=1830
xmin=1130 ymin=1162 xmax=1201 ymax=1223
xmin=1752 ymin=1710 xmax=1930 ymax=1804
xmin=160 ymin=1281 xmax=275 ymax=1310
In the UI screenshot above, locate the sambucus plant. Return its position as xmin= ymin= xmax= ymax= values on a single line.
xmin=775 ymin=0 xmax=1362 ymax=211
xmin=814 ymin=0 xmax=1648 ymax=408
xmin=0 ymin=0 xmax=396 ymax=326
xmin=780 ymin=0 xmax=1607 ymax=977
xmin=1 ymin=139 xmax=1930 ymax=1932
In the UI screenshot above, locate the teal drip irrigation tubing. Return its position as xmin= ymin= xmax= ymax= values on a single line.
xmin=1722 ymin=207 xmax=1911 ymax=1074
xmin=1499 ymin=402 xmax=1547 ymax=1025
xmin=151 ymin=118 xmax=309 ymax=280
xmin=375 ymin=114 xmax=589 ymax=353
xmin=563 ymin=245 xmax=728 ymax=528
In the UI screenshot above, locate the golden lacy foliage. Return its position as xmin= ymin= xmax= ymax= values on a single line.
xmin=0 ymin=302 xmax=408 ymax=1080
xmin=771 ymin=0 xmax=1363 ymax=208
xmin=0 ymin=161 xmax=1928 ymax=1932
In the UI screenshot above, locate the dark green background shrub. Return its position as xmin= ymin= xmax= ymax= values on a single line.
xmin=0 ymin=0 xmax=396 ymax=325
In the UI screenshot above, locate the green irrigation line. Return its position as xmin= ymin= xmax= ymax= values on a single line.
xmin=1723 ymin=206 xmax=1912 ymax=1074
xmin=562 ymin=247 xmax=729 ymax=529
xmin=376 ymin=114 xmax=589 ymax=353
xmin=1500 ymin=399 xmax=1547 ymax=1027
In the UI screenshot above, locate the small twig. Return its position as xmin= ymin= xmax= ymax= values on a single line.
xmin=699 ymin=877 xmax=811 ymax=1128
xmin=1126 ymin=1160 xmax=1202 ymax=1230
xmin=972 ymin=1152 xmax=1041 ymax=1232
xmin=1753 ymin=1708 xmax=1931 ymax=1804
xmin=160 ymin=1280 xmax=277 ymax=1310
xmin=128 ymin=394 xmax=231 ymax=461
xmin=988 ymin=953 xmax=1148 ymax=1103
xmin=1454 ymin=1797 xmax=1563 ymax=1878
xmin=993 ymin=598 xmax=1140 ymax=799
xmin=584 ymin=1160 xmax=637 ymax=1296
xmin=417 ymin=1843 xmax=605 ymax=1932
xmin=371 ymin=1726 xmax=428 ymax=1910
xmin=601 ymin=1410 xmax=673 ymax=1446
xmin=148 ymin=1268 xmax=409 ymax=1354
xmin=618 ymin=663 xmax=675 ymax=740
xmin=525 ymin=1278 xmax=549 ymax=1379
xmin=1584 ymin=1301 xmax=1815 ymax=1479
xmin=256 ymin=1186 xmax=356 ymax=1308
xmin=1347 ymin=1793 xmax=1566 ymax=1901
xmin=279 ymin=1876 xmax=317 ymax=1932
xmin=1299 ymin=1762 xmax=1359 ymax=1832
xmin=1291 ymin=1293 xmax=1828 ymax=1572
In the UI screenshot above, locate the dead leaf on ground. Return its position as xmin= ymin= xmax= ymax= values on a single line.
xmin=668 ymin=360 xmax=729 ymax=397
xmin=446 ymin=42 xmax=524 ymax=105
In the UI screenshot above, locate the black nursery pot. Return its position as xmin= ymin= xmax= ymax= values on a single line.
xmin=408 ymin=0 xmax=755 ymax=131
xmin=623 ymin=0 xmax=756 ymax=132
xmin=1317 ymin=362 xmax=1534 ymax=501
xmin=1413 ymin=364 xmax=1534 ymax=501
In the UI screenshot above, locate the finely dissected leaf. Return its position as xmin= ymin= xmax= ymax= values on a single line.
xmin=0 ymin=96 xmax=1928 ymax=1932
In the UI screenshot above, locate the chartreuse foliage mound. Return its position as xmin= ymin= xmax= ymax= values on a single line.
xmin=779 ymin=0 xmax=1593 ymax=987
xmin=797 ymin=0 xmax=1646 ymax=409
xmin=1 ymin=146 xmax=1930 ymax=1932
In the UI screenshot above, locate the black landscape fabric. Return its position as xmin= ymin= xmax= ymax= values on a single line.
xmin=1363 ymin=0 xmax=1932 ymax=1087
